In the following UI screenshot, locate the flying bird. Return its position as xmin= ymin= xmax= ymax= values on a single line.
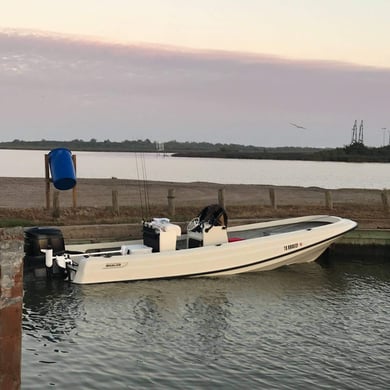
xmin=290 ymin=122 xmax=307 ymax=129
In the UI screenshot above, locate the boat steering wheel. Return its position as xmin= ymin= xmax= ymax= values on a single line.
xmin=187 ymin=217 xmax=201 ymax=232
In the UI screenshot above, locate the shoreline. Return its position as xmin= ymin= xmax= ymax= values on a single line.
xmin=1 ymin=142 xmax=389 ymax=163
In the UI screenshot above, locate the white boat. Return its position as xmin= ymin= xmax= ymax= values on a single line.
xmin=24 ymin=205 xmax=357 ymax=284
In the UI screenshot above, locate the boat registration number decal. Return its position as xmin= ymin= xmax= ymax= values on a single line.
xmin=104 ymin=262 xmax=128 ymax=269
xmin=284 ymin=242 xmax=302 ymax=251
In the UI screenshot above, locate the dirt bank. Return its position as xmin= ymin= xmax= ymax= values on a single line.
xmin=0 ymin=177 xmax=389 ymax=229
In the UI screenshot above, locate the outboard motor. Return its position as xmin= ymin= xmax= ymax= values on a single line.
xmin=24 ymin=227 xmax=66 ymax=278
xmin=187 ymin=204 xmax=228 ymax=248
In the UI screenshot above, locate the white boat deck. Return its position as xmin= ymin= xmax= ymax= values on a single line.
xmin=229 ymin=220 xmax=330 ymax=240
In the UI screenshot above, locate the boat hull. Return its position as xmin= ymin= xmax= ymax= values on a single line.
xmin=66 ymin=215 xmax=356 ymax=284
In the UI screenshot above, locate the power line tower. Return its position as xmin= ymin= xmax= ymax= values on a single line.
xmin=351 ymin=119 xmax=364 ymax=145
xmin=351 ymin=120 xmax=358 ymax=144
xmin=358 ymin=120 xmax=364 ymax=144
xmin=155 ymin=141 xmax=165 ymax=157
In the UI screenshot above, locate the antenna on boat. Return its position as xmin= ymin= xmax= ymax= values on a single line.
xmin=135 ymin=153 xmax=151 ymax=221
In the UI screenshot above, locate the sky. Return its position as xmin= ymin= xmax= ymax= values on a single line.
xmin=1 ymin=1 xmax=390 ymax=148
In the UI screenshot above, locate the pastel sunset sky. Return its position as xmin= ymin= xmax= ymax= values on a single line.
xmin=1 ymin=0 xmax=389 ymax=147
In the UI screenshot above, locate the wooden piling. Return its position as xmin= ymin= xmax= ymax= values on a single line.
xmin=381 ymin=189 xmax=389 ymax=213
xmin=218 ymin=188 xmax=225 ymax=208
xmin=269 ymin=188 xmax=277 ymax=209
xmin=325 ymin=190 xmax=333 ymax=210
xmin=72 ymin=154 xmax=77 ymax=208
xmin=0 ymin=227 xmax=24 ymax=390
xmin=168 ymin=189 xmax=176 ymax=217
xmin=112 ymin=189 xmax=119 ymax=216
xmin=52 ymin=191 xmax=60 ymax=218
xmin=45 ymin=154 xmax=50 ymax=209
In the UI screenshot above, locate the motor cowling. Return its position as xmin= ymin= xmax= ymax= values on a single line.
xmin=23 ymin=227 xmax=65 ymax=276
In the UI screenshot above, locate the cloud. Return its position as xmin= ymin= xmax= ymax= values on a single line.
xmin=1 ymin=29 xmax=389 ymax=147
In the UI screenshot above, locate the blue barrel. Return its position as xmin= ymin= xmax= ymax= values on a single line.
xmin=48 ymin=148 xmax=76 ymax=190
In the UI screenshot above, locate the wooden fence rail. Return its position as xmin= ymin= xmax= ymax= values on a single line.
xmin=47 ymin=186 xmax=390 ymax=218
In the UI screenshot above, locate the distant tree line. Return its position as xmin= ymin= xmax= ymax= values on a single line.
xmin=0 ymin=138 xmax=322 ymax=154
xmin=1 ymin=139 xmax=390 ymax=162
xmin=175 ymin=143 xmax=390 ymax=162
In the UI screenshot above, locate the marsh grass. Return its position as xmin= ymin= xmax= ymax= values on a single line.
xmin=0 ymin=202 xmax=386 ymax=228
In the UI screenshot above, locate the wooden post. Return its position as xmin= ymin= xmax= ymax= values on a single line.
xmin=45 ymin=154 xmax=50 ymax=209
xmin=381 ymin=189 xmax=389 ymax=213
xmin=72 ymin=154 xmax=77 ymax=208
xmin=218 ymin=188 xmax=225 ymax=208
xmin=52 ymin=191 xmax=60 ymax=218
xmin=168 ymin=189 xmax=175 ymax=217
xmin=112 ymin=189 xmax=119 ymax=216
xmin=325 ymin=190 xmax=333 ymax=210
xmin=0 ymin=227 xmax=24 ymax=390
xmin=269 ymin=188 xmax=277 ymax=209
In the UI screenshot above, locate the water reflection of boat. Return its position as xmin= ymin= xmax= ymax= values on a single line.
xmin=24 ymin=205 xmax=356 ymax=284
xmin=22 ymin=264 xmax=326 ymax=341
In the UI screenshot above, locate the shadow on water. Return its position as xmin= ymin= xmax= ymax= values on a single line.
xmin=318 ymin=253 xmax=390 ymax=284
xmin=23 ymin=278 xmax=83 ymax=343
xmin=22 ymin=258 xmax=390 ymax=389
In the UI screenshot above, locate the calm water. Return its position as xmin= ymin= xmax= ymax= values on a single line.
xmin=1 ymin=149 xmax=390 ymax=188
xmin=22 ymin=257 xmax=390 ymax=389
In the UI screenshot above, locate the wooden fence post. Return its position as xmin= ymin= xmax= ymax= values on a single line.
xmin=381 ymin=189 xmax=389 ymax=213
xmin=325 ymin=190 xmax=333 ymax=210
xmin=112 ymin=189 xmax=119 ymax=216
xmin=72 ymin=154 xmax=77 ymax=208
xmin=168 ymin=189 xmax=175 ymax=217
xmin=45 ymin=154 xmax=50 ymax=209
xmin=218 ymin=188 xmax=225 ymax=208
xmin=52 ymin=191 xmax=60 ymax=218
xmin=269 ymin=188 xmax=277 ymax=209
